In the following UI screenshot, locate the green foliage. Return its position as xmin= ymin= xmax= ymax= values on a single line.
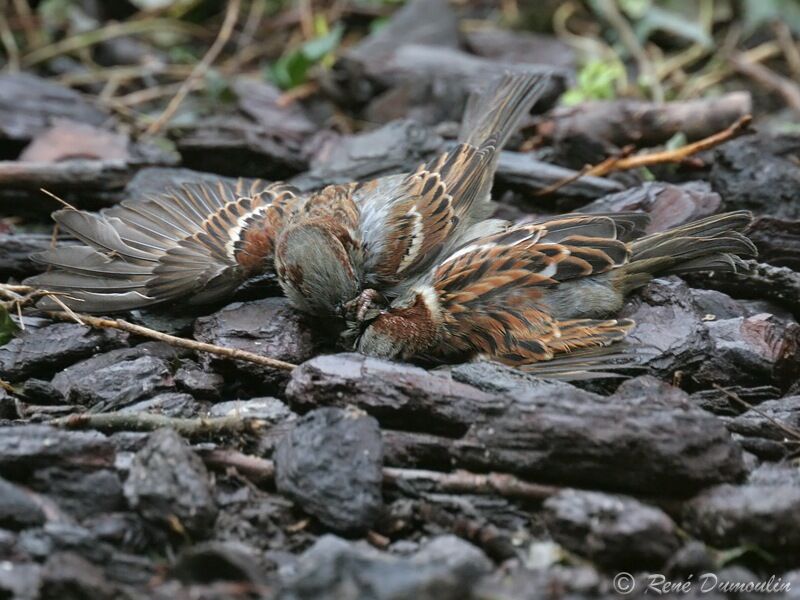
xmin=742 ymin=0 xmax=800 ymax=35
xmin=0 ymin=305 xmax=18 ymax=347
xmin=634 ymin=5 xmax=713 ymax=47
xmin=268 ymin=23 xmax=344 ymax=90
xmin=561 ymin=59 xmax=626 ymax=105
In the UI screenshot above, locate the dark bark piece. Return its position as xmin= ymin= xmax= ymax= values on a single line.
xmin=19 ymin=119 xmax=130 ymax=163
xmin=537 ymin=92 xmax=752 ymax=148
xmin=495 ymin=150 xmax=624 ymax=201
xmin=123 ymin=166 xmax=238 ymax=200
xmin=726 ymin=396 xmax=800 ymax=458
xmin=692 ymin=314 xmax=800 ymax=390
xmin=579 ymin=181 xmax=722 ymax=232
xmin=174 ymin=360 xmax=224 ymax=401
xmin=291 ymin=355 xmax=744 ymax=494
xmin=0 ymin=562 xmax=41 ymax=600
xmin=209 ymin=397 xmax=295 ymax=422
xmin=543 ymin=489 xmax=681 ymax=570
xmin=292 ymin=120 xmax=443 ymax=191
xmin=328 ymin=0 xmax=460 ymax=105
xmin=50 ymin=342 xmax=180 ymax=411
xmin=449 ymin=386 xmax=745 ymax=496
xmin=475 ymin=565 xmax=603 ymax=600
xmin=0 ymin=159 xmax=130 ymax=216
xmin=170 ymin=540 xmax=267 ymax=585
xmin=275 ymin=407 xmax=383 ymax=534
xmin=464 ymin=28 xmax=577 ymax=70
xmin=0 ymin=425 xmax=114 ymax=475
xmin=0 ymin=476 xmax=46 ymax=530
xmin=120 ymin=393 xmax=201 ymax=418
xmin=710 ymin=133 xmax=800 ymax=219
xmin=621 ymin=278 xmax=710 ymax=379
xmin=0 ymin=74 xmax=108 ymax=144
xmin=172 ymin=113 xmax=306 ymax=179
xmin=123 ymin=428 xmax=217 ymax=536
xmin=193 ymin=298 xmax=318 ymax=390
xmin=683 ymin=464 xmax=800 ymax=553
xmin=689 ymin=261 xmax=800 ymax=318
xmin=284 ymin=353 xmax=506 ymax=436
xmin=747 ymin=216 xmax=800 ymax=271
xmin=40 ymin=552 xmax=117 ymax=600
xmin=689 ymin=385 xmax=781 ymax=416
xmin=29 ymin=467 xmax=123 ymax=521
xmin=0 ymin=233 xmax=79 ymax=278
xmin=0 ymin=159 xmax=130 ymax=190
xmin=233 ymin=78 xmax=316 ymax=139
xmin=277 ymin=534 xmax=491 ymax=600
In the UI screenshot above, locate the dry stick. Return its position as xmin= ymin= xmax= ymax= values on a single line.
xmin=144 ymin=0 xmax=241 ymax=136
xmin=535 ymin=145 xmax=635 ymax=197
xmin=199 ymin=447 xmax=560 ymax=502
xmin=0 ymin=3 xmax=20 ymax=72
xmin=713 ymin=384 xmax=800 ymax=443
xmin=52 ymin=412 xmax=271 ymax=437
xmin=45 ymin=310 xmax=296 ymax=371
xmin=731 ymin=54 xmax=800 ymax=113
xmin=21 ymin=19 xmax=202 ymax=68
xmin=537 ymin=115 xmax=752 ymax=197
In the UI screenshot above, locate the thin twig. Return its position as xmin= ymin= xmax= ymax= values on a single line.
xmin=45 ymin=310 xmax=296 ymax=371
xmin=21 ymin=19 xmax=203 ymax=68
xmin=713 ymin=384 xmax=800 ymax=443
xmin=51 ymin=412 xmax=270 ymax=437
xmin=537 ymin=115 xmax=752 ymax=196
xmin=731 ymin=54 xmax=800 ymax=114
xmin=535 ymin=145 xmax=635 ymax=196
xmin=198 ymin=447 xmax=561 ymax=501
xmin=0 ymin=2 xmax=20 ymax=72
xmin=144 ymin=0 xmax=241 ymax=136
xmin=593 ymin=114 xmax=753 ymax=175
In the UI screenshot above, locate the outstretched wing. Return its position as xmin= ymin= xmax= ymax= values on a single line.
xmin=27 ymin=180 xmax=301 ymax=312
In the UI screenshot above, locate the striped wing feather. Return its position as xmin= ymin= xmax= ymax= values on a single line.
xmin=28 ymin=180 xmax=301 ymax=311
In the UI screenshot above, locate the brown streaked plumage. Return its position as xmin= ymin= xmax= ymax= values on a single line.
xmin=356 ymin=211 xmax=757 ymax=369
xmin=274 ymin=71 xmax=551 ymax=318
xmin=27 ymin=179 xmax=301 ymax=311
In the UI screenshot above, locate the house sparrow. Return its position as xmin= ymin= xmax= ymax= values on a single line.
xmin=27 ymin=179 xmax=301 ymax=311
xmin=354 ymin=211 xmax=757 ymax=367
xmin=274 ymin=71 xmax=550 ymax=318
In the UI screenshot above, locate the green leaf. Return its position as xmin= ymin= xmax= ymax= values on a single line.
xmin=742 ymin=0 xmax=800 ymax=35
xmin=634 ymin=5 xmax=713 ymax=48
xmin=561 ymin=59 xmax=626 ymax=105
xmin=0 ymin=305 xmax=18 ymax=347
xmin=267 ymin=24 xmax=344 ymax=90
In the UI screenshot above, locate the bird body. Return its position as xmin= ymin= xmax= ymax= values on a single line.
xmin=355 ymin=211 xmax=756 ymax=367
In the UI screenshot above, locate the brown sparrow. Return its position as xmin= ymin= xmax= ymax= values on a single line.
xmin=27 ymin=179 xmax=301 ymax=311
xmin=354 ymin=211 xmax=756 ymax=367
xmin=274 ymin=71 xmax=550 ymax=318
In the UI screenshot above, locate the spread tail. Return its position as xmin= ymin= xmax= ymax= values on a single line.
xmin=619 ymin=211 xmax=756 ymax=294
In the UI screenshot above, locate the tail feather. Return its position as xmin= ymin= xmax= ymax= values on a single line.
xmin=622 ymin=211 xmax=756 ymax=286
xmin=459 ymin=72 xmax=549 ymax=151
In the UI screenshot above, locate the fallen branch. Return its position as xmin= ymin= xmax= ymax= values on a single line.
xmin=51 ymin=412 xmax=271 ymax=437
xmin=46 ymin=311 xmax=297 ymax=371
xmin=1 ymin=282 xmax=297 ymax=371
xmin=538 ymin=115 xmax=752 ymax=196
xmin=197 ymin=447 xmax=560 ymax=502
xmin=731 ymin=54 xmax=800 ymax=113
xmin=144 ymin=0 xmax=241 ymax=136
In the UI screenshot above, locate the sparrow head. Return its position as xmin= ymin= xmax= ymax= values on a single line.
xmin=356 ymin=288 xmax=442 ymax=361
xmin=275 ymin=219 xmax=360 ymax=317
